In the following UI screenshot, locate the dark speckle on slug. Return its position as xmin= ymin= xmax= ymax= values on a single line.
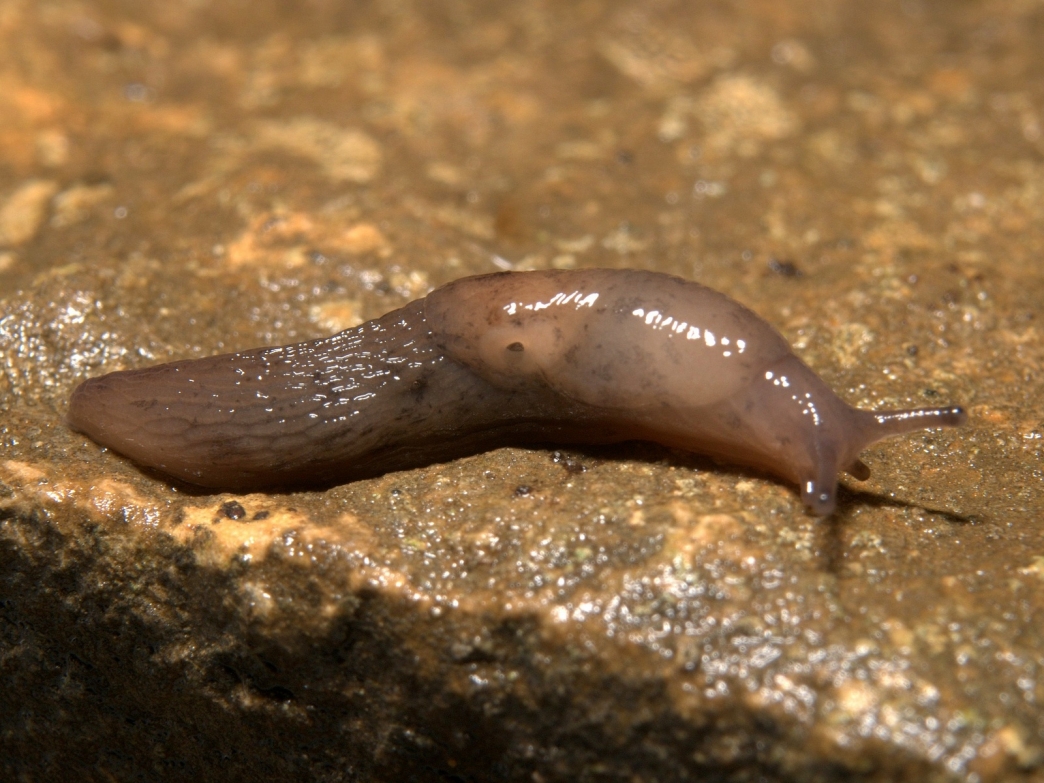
xmin=66 ymin=269 xmax=966 ymax=516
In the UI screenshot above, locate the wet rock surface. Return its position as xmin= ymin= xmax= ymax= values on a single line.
xmin=1 ymin=1 xmax=1043 ymax=781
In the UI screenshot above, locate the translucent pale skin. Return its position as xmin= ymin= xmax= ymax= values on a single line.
xmin=67 ymin=269 xmax=966 ymax=515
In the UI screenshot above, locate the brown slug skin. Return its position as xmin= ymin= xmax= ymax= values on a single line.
xmin=67 ymin=269 xmax=966 ymax=515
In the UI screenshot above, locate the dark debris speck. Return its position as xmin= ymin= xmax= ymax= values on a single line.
xmin=768 ymin=258 xmax=802 ymax=277
xmin=552 ymin=451 xmax=587 ymax=474
xmin=220 ymin=501 xmax=246 ymax=520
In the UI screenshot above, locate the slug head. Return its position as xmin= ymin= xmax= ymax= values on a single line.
xmin=706 ymin=354 xmax=966 ymax=515
xmin=426 ymin=270 xmax=966 ymax=517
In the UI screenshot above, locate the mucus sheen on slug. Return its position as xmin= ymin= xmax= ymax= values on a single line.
xmin=67 ymin=268 xmax=967 ymax=515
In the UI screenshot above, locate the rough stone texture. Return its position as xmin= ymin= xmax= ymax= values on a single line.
xmin=1 ymin=1 xmax=1042 ymax=781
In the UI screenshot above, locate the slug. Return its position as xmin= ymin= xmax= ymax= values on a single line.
xmin=67 ymin=269 xmax=966 ymax=515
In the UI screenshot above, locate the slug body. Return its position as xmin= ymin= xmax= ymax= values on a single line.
xmin=68 ymin=269 xmax=965 ymax=515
